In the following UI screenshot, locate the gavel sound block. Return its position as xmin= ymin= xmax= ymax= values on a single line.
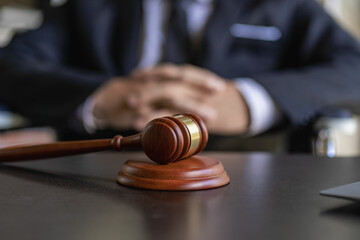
xmin=0 ymin=114 xmax=230 ymax=191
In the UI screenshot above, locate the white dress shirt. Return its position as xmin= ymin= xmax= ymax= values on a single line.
xmin=83 ymin=0 xmax=282 ymax=134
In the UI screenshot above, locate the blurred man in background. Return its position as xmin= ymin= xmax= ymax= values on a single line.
xmin=0 ymin=0 xmax=360 ymax=146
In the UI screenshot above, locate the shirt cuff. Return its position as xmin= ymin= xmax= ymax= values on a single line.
xmin=234 ymin=78 xmax=283 ymax=135
xmin=76 ymin=97 xmax=108 ymax=134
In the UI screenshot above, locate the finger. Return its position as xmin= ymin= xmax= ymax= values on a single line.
xmin=125 ymin=80 xmax=161 ymax=107
xmin=134 ymin=64 xmax=226 ymax=92
xmin=101 ymin=108 xmax=139 ymax=131
xmin=166 ymin=97 xmax=217 ymax=122
xmin=126 ymin=82 xmax=207 ymax=109
xmin=131 ymin=63 xmax=180 ymax=81
xmin=179 ymin=65 xmax=226 ymax=92
xmin=133 ymin=109 xmax=176 ymax=131
xmin=134 ymin=88 xmax=217 ymax=123
xmin=129 ymin=83 xmax=217 ymax=129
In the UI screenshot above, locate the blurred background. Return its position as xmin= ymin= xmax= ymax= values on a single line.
xmin=0 ymin=0 xmax=359 ymax=48
xmin=0 ymin=0 xmax=360 ymax=155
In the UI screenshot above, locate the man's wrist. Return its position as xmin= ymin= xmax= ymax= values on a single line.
xmin=234 ymin=78 xmax=283 ymax=135
xmin=77 ymin=97 xmax=107 ymax=134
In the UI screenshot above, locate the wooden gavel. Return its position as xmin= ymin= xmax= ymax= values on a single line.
xmin=0 ymin=113 xmax=208 ymax=164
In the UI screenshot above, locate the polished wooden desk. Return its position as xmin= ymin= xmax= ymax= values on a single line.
xmin=1 ymin=152 xmax=360 ymax=240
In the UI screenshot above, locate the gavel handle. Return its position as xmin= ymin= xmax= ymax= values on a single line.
xmin=0 ymin=135 xmax=126 ymax=162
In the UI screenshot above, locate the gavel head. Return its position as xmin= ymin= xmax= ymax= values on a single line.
xmin=141 ymin=113 xmax=208 ymax=164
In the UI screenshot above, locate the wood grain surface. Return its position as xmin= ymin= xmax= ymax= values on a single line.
xmin=117 ymin=155 xmax=230 ymax=191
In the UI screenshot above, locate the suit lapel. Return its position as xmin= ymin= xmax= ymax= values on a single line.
xmin=75 ymin=0 xmax=121 ymax=75
xmin=114 ymin=0 xmax=143 ymax=75
xmin=75 ymin=0 xmax=142 ymax=76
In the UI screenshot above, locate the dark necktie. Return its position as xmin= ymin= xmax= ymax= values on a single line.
xmin=162 ymin=0 xmax=191 ymax=64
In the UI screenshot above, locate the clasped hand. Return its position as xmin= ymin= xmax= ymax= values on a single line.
xmin=91 ymin=64 xmax=250 ymax=135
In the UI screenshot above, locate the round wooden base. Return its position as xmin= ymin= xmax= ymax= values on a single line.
xmin=117 ymin=156 xmax=230 ymax=191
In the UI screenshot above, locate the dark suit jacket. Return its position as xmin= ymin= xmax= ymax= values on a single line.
xmin=1 ymin=0 xmax=360 ymax=138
